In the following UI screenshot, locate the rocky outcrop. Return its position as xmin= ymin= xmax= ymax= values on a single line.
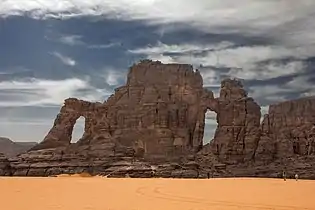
xmin=34 ymin=60 xmax=209 ymax=158
xmin=255 ymin=97 xmax=315 ymax=162
xmin=0 ymin=153 xmax=11 ymax=176
xmin=5 ymin=60 xmax=315 ymax=179
xmin=9 ymin=60 xmax=217 ymax=177
xmin=209 ymin=79 xmax=261 ymax=163
xmin=31 ymin=99 xmax=104 ymax=150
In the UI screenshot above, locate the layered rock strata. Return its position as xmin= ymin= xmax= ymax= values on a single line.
xmin=209 ymin=79 xmax=261 ymax=163
xmin=256 ymin=97 xmax=315 ymax=162
xmin=34 ymin=60 xmax=209 ymax=157
xmin=0 ymin=153 xmax=11 ymax=176
xmin=4 ymin=60 xmax=315 ymax=179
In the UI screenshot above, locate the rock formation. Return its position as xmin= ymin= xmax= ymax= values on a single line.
xmin=208 ymin=79 xmax=261 ymax=163
xmin=256 ymin=97 xmax=315 ymax=161
xmin=34 ymin=60 xmax=211 ymax=158
xmin=4 ymin=60 xmax=315 ymax=179
xmin=0 ymin=153 xmax=11 ymax=176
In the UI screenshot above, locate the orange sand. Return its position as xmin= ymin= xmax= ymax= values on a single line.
xmin=0 ymin=177 xmax=314 ymax=210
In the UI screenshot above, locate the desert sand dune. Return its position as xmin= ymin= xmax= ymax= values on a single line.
xmin=0 ymin=177 xmax=314 ymax=210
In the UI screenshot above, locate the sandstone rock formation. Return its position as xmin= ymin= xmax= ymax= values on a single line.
xmin=4 ymin=60 xmax=315 ymax=179
xmin=0 ymin=153 xmax=11 ymax=176
xmin=208 ymin=79 xmax=261 ymax=163
xmin=256 ymin=97 xmax=315 ymax=162
xmin=34 ymin=60 xmax=212 ymax=158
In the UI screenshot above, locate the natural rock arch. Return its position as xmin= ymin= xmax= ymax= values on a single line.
xmin=71 ymin=116 xmax=85 ymax=143
xmin=33 ymin=61 xmax=261 ymax=164
xmin=10 ymin=60 xmax=315 ymax=179
xmin=31 ymin=98 xmax=105 ymax=150
xmin=204 ymin=79 xmax=261 ymax=163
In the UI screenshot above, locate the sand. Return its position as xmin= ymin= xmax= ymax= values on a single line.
xmin=0 ymin=177 xmax=314 ymax=210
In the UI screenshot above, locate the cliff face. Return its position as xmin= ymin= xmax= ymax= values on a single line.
xmin=0 ymin=153 xmax=11 ymax=176
xmin=255 ymin=98 xmax=315 ymax=162
xmin=34 ymin=60 xmax=210 ymax=158
xmin=5 ymin=60 xmax=315 ymax=179
xmin=209 ymin=79 xmax=261 ymax=163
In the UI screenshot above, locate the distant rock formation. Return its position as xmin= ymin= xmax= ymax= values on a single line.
xmin=0 ymin=137 xmax=37 ymax=158
xmin=256 ymin=98 xmax=315 ymax=161
xmin=5 ymin=60 xmax=315 ymax=179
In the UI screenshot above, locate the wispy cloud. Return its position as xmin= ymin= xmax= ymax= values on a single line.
xmin=0 ymin=78 xmax=111 ymax=107
xmin=129 ymin=41 xmax=234 ymax=54
xmin=87 ymin=42 xmax=121 ymax=49
xmin=130 ymin=42 xmax=309 ymax=80
xmin=59 ymin=35 xmax=84 ymax=46
xmin=1 ymin=1 xmax=314 ymax=41
xmin=51 ymin=51 xmax=76 ymax=66
xmin=54 ymin=34 xmax=121 ymax=49
xmin=96 ymin=68 xmax=127 ymax=86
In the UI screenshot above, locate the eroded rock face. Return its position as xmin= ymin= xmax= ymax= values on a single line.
xmin=255 ymin=97 xmax=315 ymax=162
xmin=209 ymin=79 xmax=261 ymax=163
xmin=11 ymin=60 xmax=315 ymax=179
xmin=31 ymin=99 xmax=105 ymax=150
xmin=0 ymin=153 xmax=11 ymax=176
xmin=35 ymin=60 xmax=211 ymax=158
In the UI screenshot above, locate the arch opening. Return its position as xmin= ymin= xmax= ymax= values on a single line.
xmin=71 ymin=116 xmax=85 ymax=143
xmin=203 ymin=110 xmax=217 ymax=145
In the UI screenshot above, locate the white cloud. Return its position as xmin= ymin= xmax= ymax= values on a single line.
xmin=285 ymin=75 xmax=315 ymax=98
xmin=53 ymin=34 xmax=121 ymax=49
xmin=1 ymin=1 xmax=314 ymax=39
xmin=0 ymin=78 xmax=111 ymax=107
xmin=97 ymin=68 xmax=127 ymax=86
xmin=248 ymin=73 xmax=315 ymax=105
xmin=228 ymin=60 xmax=306 ymax=80
xmin=59 ymin=35 xmax=84 ymax=46
xmin=249 ymin=85 xmax=289 ymax=103
xmin=201 ymin=69 xmax=221 ymax=89
xmin=87 ymin=42 xmax=121 ymax=49
xmin=51 ymin=52 xmax=76 ymax=66
xmin=105 ymin=71 xmax=123 ymax=86
xmin=130 ymin=42 xmax=309 ymax=80
xmin=2 ymin=1 xmax=315 ymax=81
xmin=129 ymin=41 xmax=234 ymax=55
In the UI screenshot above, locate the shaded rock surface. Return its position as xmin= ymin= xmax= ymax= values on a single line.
xmin=0 ymin=153 xmax=11 ymax=176
xmin=5 ymin=60 xmax=315 ymax=179
xmin=256 ymin=98 xmax=315 ymax=162
xmin=34 ymin=60 xmax=208 ymax=157
xmin=208 ymin=79 xmax=261 ymax=163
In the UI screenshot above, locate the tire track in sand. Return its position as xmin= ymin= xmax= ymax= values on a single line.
xmin=136 ymin=186 xmax=311 ymax=210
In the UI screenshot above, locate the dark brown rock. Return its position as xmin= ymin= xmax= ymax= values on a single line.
xmin=209 ymin=79 xmax=261 ymax=163
xmin=0 ymin=153 xmax=11 ymax=176
xmin=7 ymin=60 xmax=315 ymax=179
xmin=256 ymin=97 xmax=315 ymax=162
xmin=34 ymin=60 xmax=209 ymax=158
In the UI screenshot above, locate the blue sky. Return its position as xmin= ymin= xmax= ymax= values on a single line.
xmin=0 ymin=1 xmax=315 ymax=143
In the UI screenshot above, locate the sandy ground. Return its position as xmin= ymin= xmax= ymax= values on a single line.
xmin=0 ymin=177 xmax=314 ymax=210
